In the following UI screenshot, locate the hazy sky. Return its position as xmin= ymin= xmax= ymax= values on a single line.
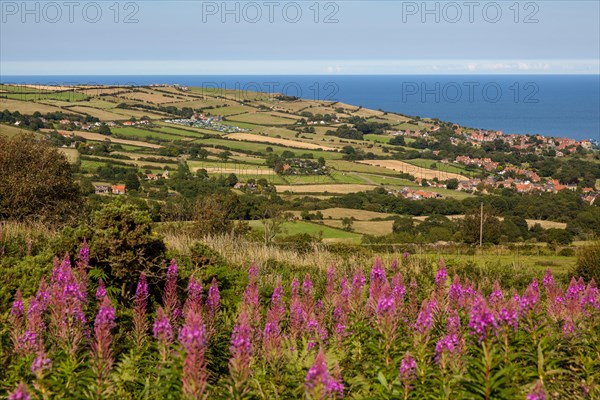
xmin=1 ymin=0 xmax=599 ymax=74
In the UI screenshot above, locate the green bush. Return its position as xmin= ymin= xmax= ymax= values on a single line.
xmin=575 ymin=241 xmax=600 ymax=282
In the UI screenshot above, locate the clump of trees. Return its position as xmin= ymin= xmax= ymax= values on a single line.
xmin=0 ymin=134 xmax=82 ymax=222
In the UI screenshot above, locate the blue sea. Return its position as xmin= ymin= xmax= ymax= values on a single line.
xmin=2 ymin=75 xmax=598 ymax=141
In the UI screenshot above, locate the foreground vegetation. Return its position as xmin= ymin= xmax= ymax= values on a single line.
xmin=2 ymin=238 xmax=599 ymax=399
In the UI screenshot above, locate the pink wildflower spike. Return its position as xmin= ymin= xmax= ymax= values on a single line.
xmin=8 ymin=383 xmax=30 ymax=400
xmin=162 ymin=259 xmax=180 ymax=321
xmin=435 ymin=263 xmax=448 ymax=287
xmin=489 ymin=280 xmax=504 ymax=306
xmin=207 ymin=278 xmax=220 ymax=314
xmin=248 ymin=262 xmax=259 ymax=283
xmin=399 ymin=353 xmax=417 ymax=382
xmin=402 ymin=251 xmax=410 ymax=260
xmin=133 ymin=273 xmax=149 ymax=347
xmin=391 ymin=258 xmax=398 ymax=272
xmin=415 ymin=298 xmax=436 ymax=336
xmin=448 ymin=275 xmax=462 ymax=306
xmin=230 ymin=311 xmax=253 ymax=386
xmin=95 ymin=279 xmax=106 ymax=301
xmin=305 ymin=348 xmax=343 ymax=399
xmin=527 ymin=381 xmax=546 ymax=400
xmin=92 ymin=296 xmax=116 ymax=387
xmin=435 ymin=334 xmax=460 ymax=366
xmin=184 ymin=276 xmax=203 ymax=316
xmin=542 ymin=269 xmax=555 ymax=290
xmin=153 ymin=307 xmax=173 ymax=345
xmin=468 ymin=296 xmax=497 ymax=343
xmin=179 ymin=310 xmax=208 ymax=398
xmin=78 ymin=239 xmax=90 ymax=267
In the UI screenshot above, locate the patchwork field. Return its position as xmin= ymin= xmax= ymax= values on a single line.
xmin=276 ymin=184 xmax=376 ymax=194
xmin=359 ymin=160 xmax=469 ymax=181
xmin=225 ymin=133 xmax=337 ymax=151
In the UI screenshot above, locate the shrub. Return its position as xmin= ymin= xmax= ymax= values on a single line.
xmin=575 ymin=241 xmax=600 ymax=282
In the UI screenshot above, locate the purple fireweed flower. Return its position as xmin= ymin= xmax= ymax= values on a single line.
xmin=207 ymin=278 xmax=220 ymax=314
xmin=263 ymin=305 xmax=283 ymax=358
xmin=489 ymin=281 xmax=504 ymax=306
xmin=447 ymin=308 xmax=461 ymax=335
xmin=520 ymin=280 xmax=540 ymax=315
xmin=370 ymin=258 xmax=386 ymax=282
xmin=339 ymin=278 xmax=350 ymax=302
xmin=16 ymin=330 xmax=37 ymax=353
xmin=11 ymin=291 xmax=24 ymax=318
xmin=527 ymin=381 xmax=546 ymax=400
xmin=435 ymin=334 xmax=460 ymax=365
xmin=133 ymin=273 xmax=149 ymax=347
xmin=291 ymin=278 xmax=300 ymax=298
xmin=469 ymin=296 xmax=497 ymax=343
xmin=153 ymin=307 xmax=173 ymax=344
xmin=377 ymin=296 xmax=395 ymax=316
xmin=498 ymin=304 xmax=519 ymax=332
xmin=326 ymin=265 xmax=336 ymax=297
xmin=303 ymin=273 xmax=314 ymax=296
xmin=230 ymin=311 xmax=253 ymax=384
xmin=449 ymin=275 xmax=463 ymax=305
xmin=95 ymin=297 xmax=116 ymax=332
xmin=399 ymin=353 xmax=417 ymax=382
xmin=581 ymin=282 xmax=599 ymax=310
xmin=290 ymin=299 xmax=304 ymax=338
xmin=543 ymin=269 xmax=555 ymax=290
xmin=248 ymin=262 xmax=259 ymax=283
xmin=31 ymin=349 xmax=52 ymax=376
xmin=8 ymin=383 xmax=30 ymax=400
xmin=392 ymin=273 xmax=406 ymax=302
xmin=305 ymin=348 xmax=344 ymax=399
xmin=179 ymin=311 xmax=206 ymax=353
xmin=163 ymin=259 xmax=180 ymax=320
xmin=180 ymin=310 xmax=208 ymax=398
xmin=352 ymin=270 xmax=366 ymax=291
xmin=566 ymin=277 xmax=585 ymax=301
xmin=414 ymin=299 xmax=435 ymax=335
xmin=403 ymin=251 xmax=410 ymax=260
xmin=184 ymin=276 xmax=203 ymax=316
xmin=78 ymin=239 xmax=90 ymax=267
xmin=391 ymin=258 xmax=398 ymax=272
xmin=96 ymin=279 xmax=106 ymax=301
xmin=435 ymin=266 xmax=448 ymax=287
xmin=328 ymin=364 xmax=345 ymax=398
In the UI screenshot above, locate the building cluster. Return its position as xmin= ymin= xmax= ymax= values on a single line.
xmin=398 ymin=187 xmax=443 ymax=200
xmin=94 ymin=184 xmax=126 ymax=195
xmin=165 ymin=115 xmax=249 ymax=134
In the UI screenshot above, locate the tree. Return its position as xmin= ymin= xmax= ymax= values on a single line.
xmin=575 ymin=241 xmax=600 ymax=283
xmin=446 ymin=179 xmax=459 ymax=190
xmin=342 ymin=217 xmax=354 ymax=231
xmin=98 ymin=124 xmax=112 ymax=135
xmin=87 ymin=200 xmax=167 ymax=298
xmin=125 ymin=171 xmax=141 ymax=192
xmin=392 ymin=216 xmax=415 ymax=234
xmin=459 ymin=206 xmax=502 ymax=244
xmin=0 ymin=134 xmax=82 ymax=222
xmin=218 ymin=151 xmax=232 ymax=162
xmin=260 ymin=205 xmax=292 ymax=245
xmin=193 ymin=193 xmax=238 ymax=236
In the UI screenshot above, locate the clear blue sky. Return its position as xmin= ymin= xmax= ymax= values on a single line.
xmin=1 ymin=1 xmax=599 ymax=75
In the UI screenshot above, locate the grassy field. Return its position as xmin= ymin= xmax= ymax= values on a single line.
xmin=225 ymin=132 xmax=337 ymax=151
xmin=227 ymin=112 xmax=298 ymax=125
xmin=58 ymin=148 xmax=80 ymax=164
xmin=276 ymin=184 xmax=376 ymax=194
xmin=359 ymin=159 xmax=470 ymax=181
xmin=111 ymin=127 xmax=183 ymax=141
xmin=1 ymin=91 xmax=89 ymax=102
xmin=404 ymin=158 xmax=473 ymax=176
xmin=248 ymin=220 xmax=362 ymax=243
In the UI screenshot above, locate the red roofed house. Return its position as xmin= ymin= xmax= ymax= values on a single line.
xmin=111 ymin=184 xmax=126 ymax=195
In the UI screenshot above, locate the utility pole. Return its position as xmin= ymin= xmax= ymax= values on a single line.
xmin=479 ymin=202 xmax=484 ymax=247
